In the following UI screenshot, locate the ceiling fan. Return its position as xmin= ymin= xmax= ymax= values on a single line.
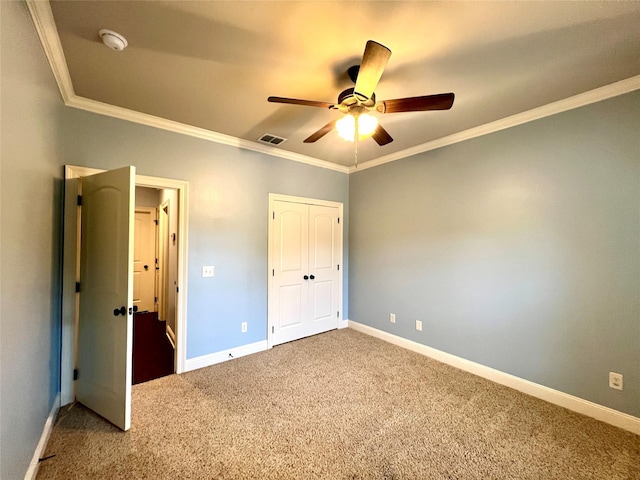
xmin=267 ymin=40 xmax=455 ymax=152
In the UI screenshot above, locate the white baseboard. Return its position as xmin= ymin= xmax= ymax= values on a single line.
xmin=348 ymin=321 xmax=640 ymax=436
xmin=337 ymin=319 xmax=349 ymax=329
xmin=25 ymin=393 xmax=60 ymax=480
xmin=184 ymin=340 xmax=268 ymax=372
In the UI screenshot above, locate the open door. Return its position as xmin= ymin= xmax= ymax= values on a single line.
xmin=76 ymin=166 xmax=135 ymax=431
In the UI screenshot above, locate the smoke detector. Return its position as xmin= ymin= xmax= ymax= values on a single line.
xmin=99 ymin=29 xmax=128 ymax=51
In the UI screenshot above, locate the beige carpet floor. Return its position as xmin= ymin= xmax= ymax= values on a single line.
xmin=37 ymin=329 xmax=640 ymax=479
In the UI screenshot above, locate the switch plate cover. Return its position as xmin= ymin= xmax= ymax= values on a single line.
xmin=202 ymin=266 xmax=215 ymax=278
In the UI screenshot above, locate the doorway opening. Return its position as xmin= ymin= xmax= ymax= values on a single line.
xmin=132 ymin=187 xmax=179 ymax=384
xmin=61 ymin=165 xmax=189 ymax=407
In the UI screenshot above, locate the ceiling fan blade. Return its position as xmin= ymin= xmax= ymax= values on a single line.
xmin=372 ymin=124 xmax=393 ymax=146
xmin=354 ymin=41 xmax=391 ymax=102
xmin=268 ymin=96 xmax=334 ymax=109
xmin=303 ymin=119 xmax=338 ymax=143
xmin=377 ymin=93 xmax=455 ymax=114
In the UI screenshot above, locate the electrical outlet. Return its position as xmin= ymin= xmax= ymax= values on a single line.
xmin=415 ymin=320 xmax=422 ymax=331
xmin=390 ymin=313 xmax=396 ymax=324
xmin=609 ymin=372 xmax=623 ymax=391
xmin=241 ymin=322 xmax=247 ymax=333
xmin=202 ymin=265 xmax=215 ymax=278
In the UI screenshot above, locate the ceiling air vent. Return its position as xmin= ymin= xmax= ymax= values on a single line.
xmin=258 ymin=134 xmax=287 ymax=146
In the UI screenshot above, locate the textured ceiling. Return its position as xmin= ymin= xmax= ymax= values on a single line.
xmin=42 ymin=1 xmax=640 ymax=168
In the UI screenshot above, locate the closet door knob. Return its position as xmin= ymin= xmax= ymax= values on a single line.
xmin=303 ymin=275 xmax=309 ymax=280
xmin=309 ymin=274 xmax=315 ymax=280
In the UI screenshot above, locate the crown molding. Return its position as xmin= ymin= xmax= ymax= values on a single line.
xmin=351 ymin=75 xmax=640 ymax=173
xmin=65 ymin=96 xmax=350 ymax=173
xmin=27 ymin=1 xmax=640 ymax=176
xmin=26 ymin=0 xmax=74 ymax=103
xmin=25 ymin=0 xmax=349 ymax=174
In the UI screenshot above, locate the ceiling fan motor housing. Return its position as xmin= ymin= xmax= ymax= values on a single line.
xmin=337 ymin=88 xmax=376 ymax=110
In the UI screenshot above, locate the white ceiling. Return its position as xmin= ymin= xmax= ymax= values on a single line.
xmin=31 ymin=1 xmax=640 ymax=171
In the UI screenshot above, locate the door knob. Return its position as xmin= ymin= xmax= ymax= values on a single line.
xmin=303 ymin=275 xmax=309 ymax=280
xmin=310 ymin=274 xmax=315 ymax=280
xmin=113 ymin=306 xmax=126 ymax=316
xmin=144 ymin=265 xmax=149 ymax=271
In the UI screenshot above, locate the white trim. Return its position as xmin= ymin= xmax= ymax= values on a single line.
xmin=267 ymin=194 xmax=344 ymax=349
xmin=348 ymin=321 xmax=640 ymax=436
xmin=184 ymin=340 xmax=268 ymax=372
xmin=25 ymin=393 xmax=60 ymax=480
xmin=337 ymin=319 xmax=349 ymax=329
xmin=350 ymin=75 xmax=640 ymax=173
xmin=25 ymin=1 xmax=73 ymax=103
xmin=66 ymin=97 xmax=350 ymax=174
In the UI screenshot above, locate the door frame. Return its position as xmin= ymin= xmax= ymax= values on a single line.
xmin=156 ymin=199 xmax=170 ymax=321
xmin=267 ymin=193 xmax=343 ymax=349
xmin=61 ymin=165 xmax=189 ymax=406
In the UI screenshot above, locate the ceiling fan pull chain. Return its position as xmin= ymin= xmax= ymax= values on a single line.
xmin=354 ymin=117 xmax=360 ymax=168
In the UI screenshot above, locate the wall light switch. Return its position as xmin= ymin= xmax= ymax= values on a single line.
xmin=415 ymin=320 xmax=423 ymax=331
xmin=202 ymin=266 xmax=215 ymax=278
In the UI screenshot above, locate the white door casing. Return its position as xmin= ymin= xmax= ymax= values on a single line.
xmin=157 ymin=201 xmax=170 ymax=321
xmin=61 ymin=165 xmax=189 ymax=407
xmin=268 ymin=194 xmax=342 ymax=347
xmin=77 ymin=166 xmax=135 ymax=431
xmin=133 ymin=207 xmax=156 ymax=313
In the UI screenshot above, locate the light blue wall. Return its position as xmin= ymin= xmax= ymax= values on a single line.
xmin=1 ymin=2 xmax=348 ymax=477
xmin=54 ymin=113 xmax=349 ymax=358
xmin=2 ymin=1 xmax=638 ymax=477
xmin=1 ymin=2 xmax=65 ymax=478
xmin=349 ymin=90 xmax=640 ymax=417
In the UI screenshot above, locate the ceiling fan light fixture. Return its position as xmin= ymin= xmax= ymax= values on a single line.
xmin=336 ymin=113 xmax=378 ymax=142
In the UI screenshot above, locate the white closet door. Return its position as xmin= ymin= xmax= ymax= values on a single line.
xmin=270 ymin=199 xmax=341 ymax=346
xmin=272 ymin=201 xmax=310 ymax=345
xmin=307 ymin=205 xmax=340 ymax=336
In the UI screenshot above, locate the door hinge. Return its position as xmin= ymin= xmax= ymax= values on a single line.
xmin=272 ymin=326 xmax=274 ymax=334
xmin=337 ymin=264 xmax=340 ymax=271
xmin=273 ymin=211 xmax=275 ymax=220
xmin=177 ymin=287 xmax=179 ymax=293
xmin=77 ymin=195 xmax=83 ymax=206
xmin=338 ymin=217 xmax=340 ymax=224
xmin=155 ymin=296 xmax=157 ymax=302
xmin=154 ymin=219 xmax=158 ymax=225
xmin=75 ymin=282 xmax=81 ymax=293
xmin=272 ymin=269 xmax=275 ymax=277
xmin=73 ymin=369 xmax=78 ymax=381
xmin=337 ymin=311 xmax=340 ymax=318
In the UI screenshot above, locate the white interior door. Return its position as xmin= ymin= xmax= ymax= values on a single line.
xmin=308 ymin=205 xmax=340 ymax=332
xmin=77 ymin=166 xmax=135 ymax=431
xmin=133 ymin=207 xmax=156 ymax=313
xmin=270 ymin=198 xmax=341 ymax=346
